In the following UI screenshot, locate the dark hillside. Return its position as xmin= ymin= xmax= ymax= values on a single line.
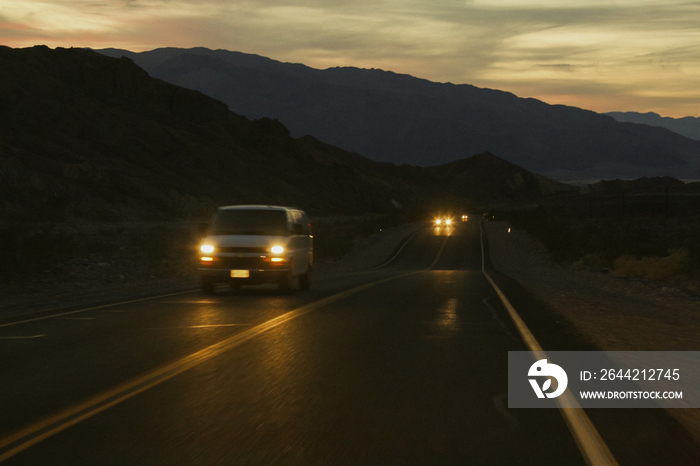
xmin=0 ymin=46 xmax=429 ymax=221
xmin=98 ymin=47 xmax=700 ymax=180
xmin=426 ymin=152 xmax=573 ymax=205
xmin=0 ymin=46 xmax=573 ymax=224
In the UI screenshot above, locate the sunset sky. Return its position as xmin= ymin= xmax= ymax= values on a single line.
xmin=2 ymin=0 xmax=698 ymax=117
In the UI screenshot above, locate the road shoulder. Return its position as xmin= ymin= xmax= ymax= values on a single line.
xmin=485 ymin=220 xmax=700 ymax=445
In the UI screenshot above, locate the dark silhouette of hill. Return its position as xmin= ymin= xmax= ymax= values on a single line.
xmin=97 ymin=47 xmax=700 ymax=181
xmin=430 ymin=152 xmax=570 ymax=204
xmin=606 ymin=112 xmax=700 ymax=142
xmin=0 ymin=46 xmax=572 ymax=222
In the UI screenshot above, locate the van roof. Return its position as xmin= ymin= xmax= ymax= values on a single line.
xmin=217 ymin=205 xmax=300 ymax=212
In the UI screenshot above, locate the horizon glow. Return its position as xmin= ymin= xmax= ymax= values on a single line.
xmin=1 ymin=0 xmax=699 ymax=117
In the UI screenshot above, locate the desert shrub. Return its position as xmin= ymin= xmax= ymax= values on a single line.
xmin=612 ymin=248 xmax=693 ymax=281
xmin=131 ymin=227 xmax=168 ymax=266
xmin=73 ymin=235 xmax=117 ymax=255
xmin=312 ymin=213 xmax=409 ymax=262
xmin=571 ymin=253 xmax=609 ymax=271
xmin=23 ymin=226 xmax=74 ymax=267
xmin=130 ymin=225 xmax=199 ymax=273
xmin=504 ymin=210 xmax=587 ymax=263
xmin=0 ymin=224 xmax=75 ymax=281
xmin=0 ymin=227 xmax=22 ymax=281
xmin=312 ymin=218 xmax=358 ymax=262
xmin=501 ymin=206 xmax=699 ymax=271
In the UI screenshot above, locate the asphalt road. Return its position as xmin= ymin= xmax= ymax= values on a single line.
xmin=0 ymin=222 xmax=697 ymax=465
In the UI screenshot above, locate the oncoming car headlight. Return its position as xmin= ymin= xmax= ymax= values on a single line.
xmin=270 ymin=245 xmax=284 ymax=254
xmin=435 ymin=218 xmax=442 ymax=226
xmin=200 ymin=244 xmax=215 ymax=254
xmin=445 ymin=218 xmax=452 ymax=225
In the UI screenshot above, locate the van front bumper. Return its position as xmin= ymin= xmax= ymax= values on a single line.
xmin=198 ymin=267 xmax=290 ymax=285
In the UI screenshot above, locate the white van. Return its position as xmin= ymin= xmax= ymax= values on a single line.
xmin=198 ymin=205 xmax=313 ymax=293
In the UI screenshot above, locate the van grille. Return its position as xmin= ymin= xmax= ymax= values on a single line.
xmin=216 ymin=257 xmax=275 ymax=269
xmin=217 ymin=246 xmax=268 ymax=253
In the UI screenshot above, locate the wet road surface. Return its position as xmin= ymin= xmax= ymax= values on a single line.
xmin=0 ymin=222 xmax=697 ymax=465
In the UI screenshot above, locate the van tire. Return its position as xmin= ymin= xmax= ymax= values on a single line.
xmin=279 ymin=274 xmax=291 ymax=293
xmin=279 ymin=263 xmax=293 ymax=293
xmin=200 ymin=277 xmax=215 ymax=295
xmin=300 ymin=270 xmax=310 ymax=290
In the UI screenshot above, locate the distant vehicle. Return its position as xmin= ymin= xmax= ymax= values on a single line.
xmin=461 ymin=215 xmax=468 ymax=222
xmin=198 ymin=205 xmax=313 ymax=294
xmin=434 ymin=216 xmax=453 ymax=226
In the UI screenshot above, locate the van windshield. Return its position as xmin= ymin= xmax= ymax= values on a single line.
xmin=211 ymin=210 xmax=288 ymax=236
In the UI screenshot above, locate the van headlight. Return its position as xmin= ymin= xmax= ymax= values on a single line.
xmin=200 ymin=244 xmax=215 ymax=253
xmin=270 ymin=245 xmax=284 ymax=254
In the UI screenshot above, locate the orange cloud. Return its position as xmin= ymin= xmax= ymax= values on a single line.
xmin=1 ymin=0 xmax=699 ymax=117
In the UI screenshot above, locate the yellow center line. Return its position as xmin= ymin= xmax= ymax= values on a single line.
xmin=0 ymin=236 xmax=451 ymax=462
xmin=0 ymin=271 xmax=419 ymax=463
xmin=181 ymin=324 xmax=252 ymax=328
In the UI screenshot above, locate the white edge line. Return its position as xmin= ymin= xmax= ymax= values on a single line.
xmin=0 ymin=290 xmax=196 ymax=329
xmin=479 ymin=221 xmax=618 ymax=466
xmin=0 ymin=335 xmax=47 ymax=340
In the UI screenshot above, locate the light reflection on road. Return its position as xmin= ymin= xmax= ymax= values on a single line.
xmin=433 ymin=226 xmax=454 ymax=236
xmin=437 ymin=298 xmax=460 ymax=334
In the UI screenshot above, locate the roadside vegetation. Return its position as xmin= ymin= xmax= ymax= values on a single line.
xmin=311 ymin=212 xmax=415 ymax=263
xmin=495 ymin=203 xmax=699 ymax=291
xmin=0 ymin=222 xmax=201 ymax=289
xmin=0 ymin=212 xmax=416 ymax=293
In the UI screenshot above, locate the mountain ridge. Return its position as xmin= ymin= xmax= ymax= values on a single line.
xmin=97 ymin=47 xmax=700 ymax=181
xmin=606 ymin=112 xmax=700 ymax=141
xmin=0 ymin=46 xmax=571 ymax=222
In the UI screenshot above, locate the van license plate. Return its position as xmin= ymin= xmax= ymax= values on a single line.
xmin=230 ymin=270 xmax=249 ymax=278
